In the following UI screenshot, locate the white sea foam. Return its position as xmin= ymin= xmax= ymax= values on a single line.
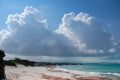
xmin=57 ymin=66 xmax=120 ymax=79
xmin=101 ymin=72 xmax=120 ymax=76
xmin=56 ymin=67 xmax=101 ymax=77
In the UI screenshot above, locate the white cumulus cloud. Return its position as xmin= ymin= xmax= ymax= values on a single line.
xmin=0 ymin=6 xmax=119 ymax=61
xmin=0 ymin=6 xmax=77 ymax=56
xmin=56 ymin=12 xmax=118 ymax=54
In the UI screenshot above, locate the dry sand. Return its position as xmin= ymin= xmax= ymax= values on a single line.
xmin=5 ymin=65 xmax=111 ymax=80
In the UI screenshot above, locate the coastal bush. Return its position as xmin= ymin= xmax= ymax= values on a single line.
xmin=14 ymin=58 xmax=36 ymax=66
xmin=4 ymin=58 xmax=36 ymax=67
xmin=4 ymin=60 xmax=16 ymax=67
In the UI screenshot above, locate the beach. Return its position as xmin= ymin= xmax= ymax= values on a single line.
xmin=5 ymin=65 xmax=112 ymax=80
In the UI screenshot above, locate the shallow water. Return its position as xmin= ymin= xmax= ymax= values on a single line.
xmin=59 ymin=63 xmax=120 ymax=80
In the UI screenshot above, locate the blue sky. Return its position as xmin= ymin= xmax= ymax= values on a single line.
xmin=0 ymin=0 xmax=120 ymax=30
xmin=0 ymin=0 xmax=120 ymax=63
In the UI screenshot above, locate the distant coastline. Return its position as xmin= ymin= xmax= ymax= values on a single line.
xmin=5 ymin=58 xmax=120 ymax=67
xmin=4 ymin=58 xmax=83 ymax=67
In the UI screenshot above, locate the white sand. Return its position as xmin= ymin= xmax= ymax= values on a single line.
xmin=6 ymin=65 xmax=112 ymax=80
xmin=5 ymin=65 xmax=73 ymax=80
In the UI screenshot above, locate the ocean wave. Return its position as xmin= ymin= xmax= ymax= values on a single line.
xmin=101 ymin=72 xmax=120 ymax=76
xmin=57 ymin=66 xmax=120 ymax=77
xmin=56 ymin=67 xmax=101 ymax=77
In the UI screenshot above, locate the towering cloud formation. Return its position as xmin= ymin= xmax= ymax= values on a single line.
xmin=0 ymin=6 xmax=119 ymax=59
xmin=56 ymin=12 xmax=118 ymax=54
xmin=0 ymin=6 xmax=76 ymax=56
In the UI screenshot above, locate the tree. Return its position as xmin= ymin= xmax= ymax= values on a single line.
xmin=0 ymin=49 xmax=6 ymax=79
xmin=0 ymin=49 xmax=5 ymax=58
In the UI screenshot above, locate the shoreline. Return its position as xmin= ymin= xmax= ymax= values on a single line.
xmin=57 ymin=66 xmax=120 ymax=79
xmin=5 ymin=65 xmax=118 ymax=80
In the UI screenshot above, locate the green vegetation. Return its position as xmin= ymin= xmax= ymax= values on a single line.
xmin=5 ymin=58 xmax=82 ymax=67
xmin=14 ymin=58 xmax=36 ymax=66
xmin=36 ymin=62 xmax=81 ymax=66
xmin=4 ymin=60 xmax=17 ymax=67
xmin=0 ymin=49 xmax=5 ymax=57
xmin=5 ymin=58 xmax=36 ymax=67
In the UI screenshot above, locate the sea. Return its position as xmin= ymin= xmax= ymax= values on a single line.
xmin=59 ymin=63 xmax=120 ymax=80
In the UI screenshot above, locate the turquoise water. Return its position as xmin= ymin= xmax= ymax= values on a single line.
xmin=60 ymin=63 xmax=120 ymax=78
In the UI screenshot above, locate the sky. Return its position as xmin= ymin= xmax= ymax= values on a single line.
xmin=0 ymin=0 xmax=120 ymax=63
